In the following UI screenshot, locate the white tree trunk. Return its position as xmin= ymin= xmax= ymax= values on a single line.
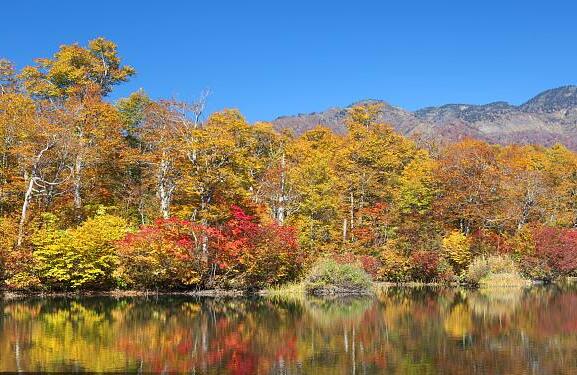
xmin=73 ymin=153 xmax=83 ymax=211
xmin=276 ymin=153 xmax=286 ymax=224
xmin=17 ymin=176 xmax=35 ymax=247
xmin=157 ymin=156 xmax=172 ymax=219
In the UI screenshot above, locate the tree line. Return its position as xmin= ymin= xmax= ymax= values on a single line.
xmin=1 ymin=38 xmax=577 ymax=291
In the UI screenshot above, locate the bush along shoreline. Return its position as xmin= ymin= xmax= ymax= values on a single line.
xmin=1 ymin=211 xmax=572 ymax=296
xmin=0 ymin=207 xmax=570 ymax=296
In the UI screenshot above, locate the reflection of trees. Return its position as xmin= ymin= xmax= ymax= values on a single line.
xmin=0 ymin=298 xmax=132 ymax=372
xmin=1 ymin=287 xmax=577 ymax=373
xmin=467 ymin=287 xmax=524 ymax=320
xmin=303 ymin=296 xmax=372 ymax=327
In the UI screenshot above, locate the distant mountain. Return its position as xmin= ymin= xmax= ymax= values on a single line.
xmin=271 ymin=85 xmax=577 ymax=149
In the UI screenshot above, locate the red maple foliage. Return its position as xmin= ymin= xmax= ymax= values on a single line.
xmin=117 ymin=206 xmax=305 ymax=289
xmin=410 ymin=250 xmax=440 ymax=282
xmin=530 ymin=225 xmax=577 ymax=278
xmin=213 ymin=206 xmax=306 ymax=288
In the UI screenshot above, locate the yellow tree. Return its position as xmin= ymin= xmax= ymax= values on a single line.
xmin=0 ymin=60 xmax=22 ymax=215
xmin=180 ymin=110 xmax=259 ymax=224
xmin=285 ymin=127 xmax=343 ymax=252
xmin=7 ymin=99 xmax=72 ymax=246
xmin=338 ymin=103 xmax=417 ymax=248
xmin=137 ymin=99 xmax=190 ymax=219
xmin=542 ymin=144 xmax=577 ymax=226
xmin=247 ymin=123 xmax=292 ymax=224
xmin=19 ymin=38 xmax=134 ymax=221
xmin=498 ymin=145 xmax=548 ymax=231
xmin=20 ymin=38 xmax=134 ymax=99
xmin=0 ymin=64 xmax=72 ymax=248
xmin=434 ymin=138 xmax=503 ymax=234
xmin=392 ymin=149 xmax=440 ymax=253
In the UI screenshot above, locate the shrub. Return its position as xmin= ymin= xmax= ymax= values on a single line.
xmin=470 ymin=229 xmax=507 ymax=255
xmin=530 ymin=226 xmax=577 ymax=279
xmin=508 ymin=225 xmax=577 ymax=281
xmin=464 ymin=255 xmax=521 ymax=286
xmin=116 ymin=206 xmax=305 ymax=290
xmin=331 ymin=252 xmax=381 ymax=279
xmin=410 ymin=250 xmax=440 ymax=282
xmin=33 ymin=211 xmax=129 ymax=289
xmin=464 ymin=257 xmax=491 ymax=285
xmin=442 ymin=230 xmax=472 ymax=270
xmin=0 ymin=216 xmax=39 ymax=291
xmin=304 ymin=258 xmax=372 ymax=295
xmin=213 ymin=206 xmax=306 ymax=289
xmin=519 ymin=256 xmax=552 ymax=281
xmin=5 ymin=271 xmax=42 ymax=290
xmin=378 ymin=248 xmax=412 ymax=282
xmin=236 ymin=223 xmax=305 ymax=289
xmin=506 ymin=225 xmax=535 ymax=258
xmin=436 ymin=258 xmax=456 ymax=282
xmin=115 ymin=218 xmax=209 ymax=289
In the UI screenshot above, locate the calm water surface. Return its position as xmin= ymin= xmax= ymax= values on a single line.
xmin=1 ymin=286 xmax=577 ymax=374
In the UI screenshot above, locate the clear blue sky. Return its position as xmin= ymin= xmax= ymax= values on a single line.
xmin=2 ymin=1 xmax=576 ymax=122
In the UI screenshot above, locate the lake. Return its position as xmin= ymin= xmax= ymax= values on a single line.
xmin=1 ymin=285 xmax=577 ymax=374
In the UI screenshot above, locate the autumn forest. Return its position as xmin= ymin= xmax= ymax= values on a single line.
xmin=1 ymin=38 xmax=577 ymax=292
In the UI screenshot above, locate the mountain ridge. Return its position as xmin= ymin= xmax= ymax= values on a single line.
xmin=271 ymin=85 xmax=577 ymax=149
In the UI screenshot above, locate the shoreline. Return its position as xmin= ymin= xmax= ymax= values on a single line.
xmin=0 ymin=289 xmax=253 ymax=299
xmin=1 ymin=279 xmax=561 ymax=299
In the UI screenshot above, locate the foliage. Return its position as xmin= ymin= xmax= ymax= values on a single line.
xmin=331 ymin=252 xmax=381 ymax=278
xmin=304 ymin=258 xmax=373 ymax=295
xmin=32 ymin=211 xmax=129 ymax=289
xmin=378 ymin=248 xmax=413 ymax=282
xmin=0 ymin=217 xmax=17 ymax=280
xmin=115 ymin=218 xmax=209 ymax=289
xmin=436 ymin=258 xmax=456 ymax=282
xmin=20 ymin=37 xmax=135 ymax=98
xmin=115 ymin=206 xmax=304 ymax=290
xmin=213 ymin=205 xmax=305 ymax=289
xmin=442 ymin=231 xmax=472 ymax=270
xmin=523 ymin=225 xmax=577 ymax=280
xmin=410 ymin=250 xmax=440 ymax=282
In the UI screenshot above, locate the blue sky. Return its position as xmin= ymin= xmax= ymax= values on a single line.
xmin=2 ymin=1 xmax=577 ymax=122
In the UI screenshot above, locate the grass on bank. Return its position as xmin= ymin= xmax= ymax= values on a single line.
xmin=266 ymin=258 xmax=374 ymax=298
xmin=478 ymin=272 xmax=531 ymax=287
xmin=266 ymin=282 xmax=306 ymax=301
xmin=464 ymin=255 xmax=530 ymax=287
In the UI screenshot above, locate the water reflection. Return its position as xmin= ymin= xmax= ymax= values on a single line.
xmin=1 ymin=286 xmax=577 ymax=373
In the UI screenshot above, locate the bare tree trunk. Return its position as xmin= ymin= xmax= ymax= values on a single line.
xmin=200 ymin=194 xmax=211 ymax=258
xmin=157 ymin=157 xmax=171 ymax=219
xmin=349 ymin=191 xmax=355 ymax=241
xmin=277 ymin=152 xmax=286 ymax=224
xmin=73 ymin=154 xmax=82 ymax=209
xmin=17 ymin=176 xmax=35 ymax=247
xmin=17 ymin=144 xmax=52 ymax=247
xmin=138 ymin=198 xmax=146 ymax=225
xmin=73 ymin=153 xmax=83 ymax=223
